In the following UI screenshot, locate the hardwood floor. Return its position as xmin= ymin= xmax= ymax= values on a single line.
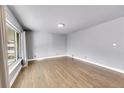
xmin=12 ymin=57 xmax=124 ymax=88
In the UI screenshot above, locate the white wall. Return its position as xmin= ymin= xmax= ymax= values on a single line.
xmin=67 ymin=17 xmax=124 ymax=71
xmin=26 ymin=31 xmax=67 ymax=59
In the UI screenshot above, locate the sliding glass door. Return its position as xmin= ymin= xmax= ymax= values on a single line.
xmin=6 ymin=24 xmax=19 ymax=66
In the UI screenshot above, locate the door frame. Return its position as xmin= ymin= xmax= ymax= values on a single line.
xmin=0 ymin=5 xmax=9 ymax=88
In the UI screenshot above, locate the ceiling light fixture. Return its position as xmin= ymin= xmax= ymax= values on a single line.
xmin=58 ymin=23 xmax=65 ymax=28
xmin=113 ymin=43 xmax=117 ymax=47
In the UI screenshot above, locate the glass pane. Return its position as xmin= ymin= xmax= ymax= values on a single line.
xmin=6 ymin=25 xmax=17 ymax=65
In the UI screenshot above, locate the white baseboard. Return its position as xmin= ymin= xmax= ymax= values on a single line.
xmin=10 ymin=65 xmax=22 ymax=87
xmin=9 ymin=59 xmax=22 ymax=74
xmin=67 ymin=55 xmax=124 ymax=74
xmin=28 ymin=55 xmax=67 ymax=61
xmin=28 ymin=55 xmax=124 ymax=74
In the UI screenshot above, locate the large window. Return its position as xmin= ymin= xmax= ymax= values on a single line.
xmin=6 ymin=24 xmax=19 ymax=66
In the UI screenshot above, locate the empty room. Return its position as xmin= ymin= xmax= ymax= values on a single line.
xmin=1 ymin=5 xmax=124 ymax=88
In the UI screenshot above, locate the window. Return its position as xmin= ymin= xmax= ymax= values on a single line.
xmin=6 ymin=24 xmax=19 ymax=66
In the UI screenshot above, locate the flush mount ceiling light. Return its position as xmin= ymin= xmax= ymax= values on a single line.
xmin=113 ymin=43 xmax=117 ymax=47
xmin=58 ymin=23 xmax=65 ymax=28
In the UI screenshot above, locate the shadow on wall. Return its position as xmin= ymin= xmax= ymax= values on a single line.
xmin=26 ymin=31 xmax=34 ymax=59
xmin=25 ymin=31 xmax=67 ymax=60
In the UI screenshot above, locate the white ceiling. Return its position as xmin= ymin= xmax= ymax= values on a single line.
xmin=9 ymin=5 xmax=124 ymax=34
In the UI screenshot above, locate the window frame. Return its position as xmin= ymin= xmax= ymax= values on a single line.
xmin=6 ymin=20 xmax=21 ymax=66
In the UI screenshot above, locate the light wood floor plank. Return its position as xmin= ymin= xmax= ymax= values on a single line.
xmin=12 ymin=57 xmax=124 ymax=88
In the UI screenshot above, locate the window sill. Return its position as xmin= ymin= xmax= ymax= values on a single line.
xmin=9 ymin=59 xmax=22 ymax=75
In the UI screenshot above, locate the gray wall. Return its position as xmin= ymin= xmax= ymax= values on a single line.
xmin=67 ymin=17 xmax=124 ymax=71
xmin=26 ymin=15 xmax=124 ymax=72
xmin=26 ymin=31 xmax=67 ymax=59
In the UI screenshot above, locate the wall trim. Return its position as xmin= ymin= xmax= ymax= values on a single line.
xmin=67 ymin=55 xmax=124 ymax=74
xmin=9 ymin=59 xmax=22 ymax=75
xmin=28 ymin=55 xmax=67 ymax=61
xmin=6 ymin=19 xmax=21 ymax=33
xmin=28 ymin=54 xmax=124 ymax=74
xmin=9 ymin=65 xmax=22 ymax=87
xmin=0 ymin=6 xmax=9 ymax=88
